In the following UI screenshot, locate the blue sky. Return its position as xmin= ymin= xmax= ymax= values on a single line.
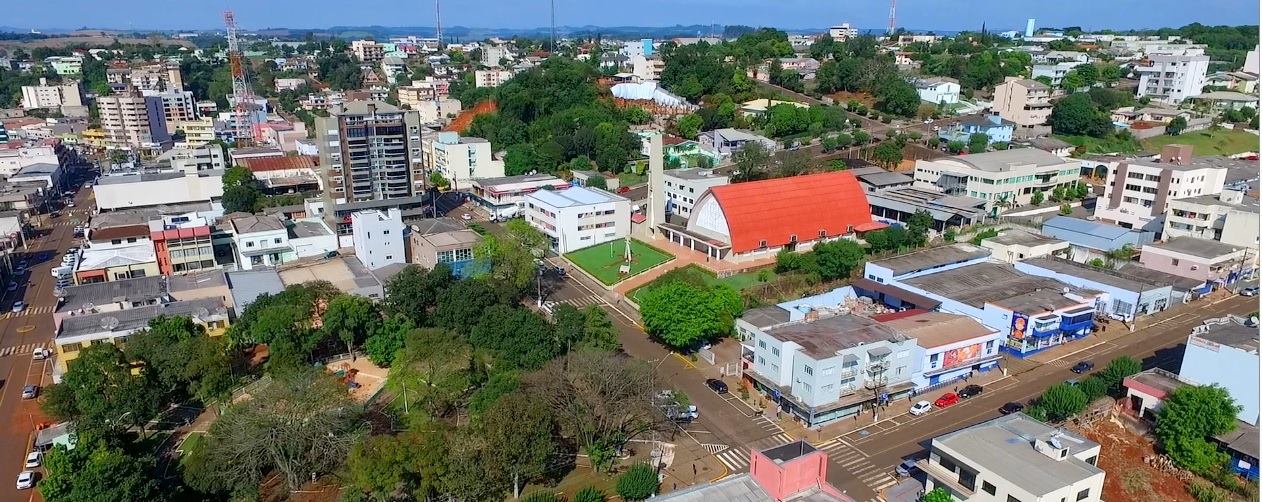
xmin=6 ymin=0 xmax=1259 ymax=32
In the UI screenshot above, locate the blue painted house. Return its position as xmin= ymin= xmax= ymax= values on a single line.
xmin=938 ymin=114 xmax=1015 ymax=145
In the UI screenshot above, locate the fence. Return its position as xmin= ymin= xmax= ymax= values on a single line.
xmin=697 ymin=347 xmax=716 ymax=365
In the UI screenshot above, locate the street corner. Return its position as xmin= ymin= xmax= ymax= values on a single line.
xmin=660 ymin=442 xmax=729 ymax=492
xmin=671 ymin=351 xmax=697 ymax=369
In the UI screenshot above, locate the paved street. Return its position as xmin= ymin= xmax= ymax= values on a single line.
xmin=542 ymin=254 xmax=1256 ymax=501
xmin=0 ymin=183 xmax=91 ymax=502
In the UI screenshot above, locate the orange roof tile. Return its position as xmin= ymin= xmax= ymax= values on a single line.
xmin=704 ymin=171 xmax=874 ymax=253
xmin=239 ymin=155 xmax=318 ymax=172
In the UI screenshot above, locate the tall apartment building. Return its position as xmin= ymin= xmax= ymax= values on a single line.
xmin=98 ymin=94 xmax=171 ymax=150
xmin=1136 ymin=53 xmax=1210 ymax=104
xmin=474 ymin=69 xmax=515 ymax=88
xmin=423 ymin=132 xmax=504 ymax=187
xmin=141 ymin=90 xmax=198 ymax=133
xmin=991 ymin=77 xmax=1053 ymax=139
xmin=1094 ymin=145 xmax=1229 ymax=232
xmin=351 ymin=208 xmax=405 ymax=270
xmin=351 ymin=40 xmax=384 ymax=62
xmin=316 ymin=100 xmax=425 ymax=236
xmin=21 ymin=78 xmax=84 ymax=110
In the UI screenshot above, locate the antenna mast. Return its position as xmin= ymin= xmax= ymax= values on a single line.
xmin=550 ymin=0 xmax=556 ymax=53
xmin=434 ymin=0 xmax=443 ymax=49
xmin=224 ymin=10 xmax=261 ymax=146
xmin=888 ymin=0 xmax=896 ymax=35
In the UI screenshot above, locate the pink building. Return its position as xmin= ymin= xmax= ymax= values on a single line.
xmin=1139 ymin=236 xmax=1251 ymax=283
xmin=656 ymin=441 xmax=853 ymax=502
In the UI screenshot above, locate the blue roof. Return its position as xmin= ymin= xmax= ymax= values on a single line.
xmin=1042 ymin=216 xmax=1130 ymax=240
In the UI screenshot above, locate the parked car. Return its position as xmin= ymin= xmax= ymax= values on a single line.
xmin=958 ymin=384 xmax=984 ymax=398
xmin=1241 ymin=287 xmax=1259 ymax=297
xmin=705 ymin=378 xmax=729 ymax=394
xmin=21 ymin=384 xmax=37 ymax=399
xmin=933 ymin=392 xmax=960 ymax=408
xmin=32 ymin=348 xmax=50 ymax=360
xmin=617 ymin=186 xmax=631 ymax=194
xmin=909 ymin=400 xmax=932 ymax=416
xmin=1070 ymin=361 xmax=1095 ymax=374
xmin=6 ymin=282 xmax=16 ymax=292
xmin=24 ymin=451 xmax=41 ymax=469
xmin=11 ymin=301 xmax=25 ymax=313
xmin=1000 ymin=402 xmax=1026 ymax=414
xmin=895 ymin=458 xmax=920 ymax=477
xmin=16 ymin=471 xmax=33 ymax=490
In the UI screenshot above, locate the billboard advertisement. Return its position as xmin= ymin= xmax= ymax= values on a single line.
xmin=1011 ymin=312 xmax=1029 ymax=340
xmin=942 ymin=343 xmax=983 ymax=368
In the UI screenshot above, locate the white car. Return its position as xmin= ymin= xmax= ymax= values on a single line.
xmin=909 ymin=400 xmax=933 ymax=416
xmin=11 ymin=301 xmax=25 ymax=313
xmin=16 ymin=470 xmax=33 ymax=490
xmin=24 ymin=451 xmax=41 ymax=469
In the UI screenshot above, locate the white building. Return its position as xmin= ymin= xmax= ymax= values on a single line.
xmin=156 ymin=145 xmax=227 ymax=173
xmin=1032 ymin=61 xmax=1086 ymax=88
xmin=474 ymin=69 xmax=515 ymax=88
xmin=913 ymin=77 xmax=961 ymax=105
xmin=524 ymin=186 xmax=630 ymax=253
xmin=140 ymin=90 xmax=198 ymax=133
xmin=93 ymin=170 xmax=224 ymax=212
xmin=470 ymin=174 xmax=570 ymax=220
xmin=829 ymin=23 xmax=859 ymax=41
xmin=21 ymin=78 xmax=84 ymax=110
xmin=1163 ymin=190 xmax=1259 ymax=248
xmin=351 ymin=40 xmax=384 ymax=62
xmin=275 ymin=78 xmax=306 ymax=92
xmin=0 ymin=146 xmax=61 ymax=178
xmin=424 ymin=132 xmax=505 ymax=187
xmin=380 ymin=57 xmax=407 ymax=80
xmin=630 ymin=55 xmax=666 ymax=82
xmin=922 ymin=414 xmax=1105 ymax=502
xmin=1093 ymin=145 xmax=1230 ymax=232
xmin=230 ymin=216 xmax=291 ymax=270
xmin=912 ymin=148 xmax=1081 ymax=210
xmin=1179 ymin=318 xmax=1259 ymax=425
xmin=351 ymin=208 xmax=405 ymax=271
xmin=1136 ymin=53 xmax=1210 ymax=104
xmin=480 ymin=44 xmax=511 ymax=67
xmin=410 ymin=97 xmax=462 ymax=124
xmin=663 ymin=167 xmax=730 ymax=219
xmin=98 ymin=94 xmax=171 ymax=150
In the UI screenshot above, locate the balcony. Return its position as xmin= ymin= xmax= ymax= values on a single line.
xmin=1060 ymin=307 xmax=1095 ymax=337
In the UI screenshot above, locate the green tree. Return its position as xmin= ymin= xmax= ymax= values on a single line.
xmin=616 ymin=463 xmax=660 ymax=501
xmin=639 ymin=281 xmax=742 ymax=349
xmin=624 ymin=106 xmax=652 ymax=125
xmin=221 ymin=185 xmax=260 ymax=213
xmin=428 ymin=170 xmax=449 ymax=189
xmin=1031 ymin=190 xmax=1045 ymax=205
xmin=922 ymin=487 xmax=953 ymax=502
xmin=968 ymin=132 xmax=990 ymax=153
xmin=1039 ymin=382 xmax=1089 ymax=422
xmin=384 ymin=264 xmax=454 ymax=325
xmin=1156 ymin=385 xmax=1241 ymax=473
xmin=389 ymin=328 xmax=476 ymax=418
xmin=552 ymin=304 xmax=620 ymax=352
xmin=1167 ymin=116 xmax=1188 ymax=135
xmin=344 ymin=430 xmax=449 ymax=501
xmin=39 ymin=439 xmax=164 ymax=502
xmin=432 ymin=279 xmax=508 ymax=334
xmin=872 ymin=140 xmax=904 ymax=168
xmin=1049 ymin=93 xmax=1113 ymax=137
xmin=1088 ymin=258 xmax=1106 ymax=268
xmin=469 ymin=305 xmax=560 ymax=370
xmin=573 ymin=486 xmax=608 ymax=502
xmin=222 ymin=165 xmax=255 ymax=188
xmin=363 ymin=314 xmax=416 ymax=367
xmin=852 ymin=129 xmax=870 ymax=144
xmin=477 ymin=394 xmax=557 ymax=498
xmin=322 ymin=294 xmax=382 ymax=355
xmin=946 ymin=140 xmax=966 ymax=153
xmin=1059 ymin=203 xmax=1073 ymax=215
xmin=906 ymin=209 xmax=935 ymax=246
xmin=812 ymin=240 xmax=865 ymax=281
xmin=1078 ymin=376 xmax=1108 ymax=401
xmin=730 ymin=141 xmax=772 ymax=182
xmin=676 ymin=113 xmax=703 ymax=140
xmin=521 ymin=493 xmax=562 ymax=502
xmin=125 ymin=315 xmax=234 ymax=404
xmin=1097 ymin=356 xmax=1142 ymax=396
xmin=42 ymin=344 xmax=163 ymax=438
xmin=876 ymin=80 xmax=920 ymax=117
xmin=585 ymin=175 xmax=608 ymax=190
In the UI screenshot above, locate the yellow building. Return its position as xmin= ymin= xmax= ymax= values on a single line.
xmin=170 ymin=117 xmax=217 ymax=147
xmin=81 ymin=128 xmax=107 ymax=149
xmin=53 ymin=298 xmax=231 ymax=376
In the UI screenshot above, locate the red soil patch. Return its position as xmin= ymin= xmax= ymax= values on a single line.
xmin=445 ymin=100 xmax=497 ymax=133
xmin=828 ymin=91 xmax=877 ymax=108
xmin=1079 ymin=420 xmax=1194 ymax=502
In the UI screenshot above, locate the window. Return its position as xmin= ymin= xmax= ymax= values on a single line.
xmin=1076 ymin=489 xmax=1090 ymax=501
xmin=803 ymin=365 xmax=813 ymax=375
xmin=1007 ymin=496 xmax=1023 ymax=502
xmin=821 ymin=384 xmax=834 ymax=392
xmin=274 ymin=238 xmax=282 ymax=244
xmin=758 ymin=240 xmax=768 ymax=249
xmin=383 ymin=229 xmax=390 ymax=235
xmin=822 ymin=366 xmax=835 ymax=376
xmin=111 ymin=239 xmax=122 ymax=245
xmin=246 ymin=241 xmax=254 ymax=248
xmin=758 ymin=356 xmax=765 ymax=365
xmin=985 ymin=340 xmax=995 ymax=352
xmin=758 ymin=340 xmax=767 ymax=349
xmin=789 ymin=234 xmax=798 ymax=243
xmin=1171 ymin=258 xmax=1179 ymax=266
xmin=982 ymin=481 xmax=996 ymax=495
xmin=1085 ymin=455 xmax=1097 ymax=466
xmin=772 ymin=347 xmax=780 ymax=356
xmin=819 ymin=229 xmax=827 ymax=238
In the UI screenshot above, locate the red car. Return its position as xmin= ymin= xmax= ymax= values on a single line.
xmin=933 ymin=392 xmax=960 ymax=408
xmin=617 ymin=186 xmax=631 ymax=194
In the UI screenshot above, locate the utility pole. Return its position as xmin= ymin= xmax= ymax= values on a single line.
xmin=550 ymin=0 xmax=556 ymax=53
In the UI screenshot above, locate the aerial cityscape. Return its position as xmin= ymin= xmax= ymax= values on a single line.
xmin=0 ymin=1 xmax=1258 ymax=501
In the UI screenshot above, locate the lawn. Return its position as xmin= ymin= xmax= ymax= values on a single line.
xmin=565 ymin=239 xmax=674 ymax=285
xmin=618 ymin=171 xmax=647 ymax=187
xmin=1055 ymin=134 xmax=1142 ymax=154
xmin=1142 ymin=128 xmax=1260 ymax=156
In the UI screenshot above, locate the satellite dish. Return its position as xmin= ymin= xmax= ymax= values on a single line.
xmin=100 ymin=317 xmax=119 ymax=331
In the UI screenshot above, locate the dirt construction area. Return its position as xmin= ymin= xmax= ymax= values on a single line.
xmin=1079 ymin=419 xmax=1195 ymax=502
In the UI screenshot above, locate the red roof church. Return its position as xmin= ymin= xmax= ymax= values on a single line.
xmin=658 ymin=171 xmax=882 ymax=262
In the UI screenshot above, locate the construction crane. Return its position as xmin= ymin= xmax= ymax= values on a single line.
xmin=887 ymin=0 xmax=896 ymax=35
xmin=224 ymin=10 xmax=262 ymax=147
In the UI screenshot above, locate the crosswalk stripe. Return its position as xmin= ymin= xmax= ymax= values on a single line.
xmin=702 ymin=444 xmax=727 ymax=454
xmin=715 ymin=450 xmax=748 ymax=471
xmin=871 ymin=477 xmax=898 ymax=490
xmin=850 ymin=464 xmax=880 ymax=476
xmin=860 ymin=471 xmax=890 ymax=483
xmin=840 ymin=456 xmax=868 ymax=468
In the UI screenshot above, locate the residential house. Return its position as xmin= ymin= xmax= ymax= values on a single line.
xmin=150 ymin=215 xmax=216 ymax=276
xmin=699 ymin=128 xmax=777 ymax=157
xmin=991 ymin=77 xmax=1053 ymax=139
xmin=1163 ymin=190 xmax=1259 ymax=248
xmin=277 ymin=254 xmax=386 ymax=299
xmin=229 ymin=215 xmax=291 ymax=270
xmin=1139 ymin=236 xmax=1251 ymax=284
xmin=1015 ymin=257 xmax=1174 ymax=321
xmin=912 ymin=148 xmax=1080 ymax=210
xmin=658 ymin=171 xmax=882 ymax=263
xmin=409 ymin=218 xmax=483 ymax=278
xmin=921 ymin=414 xmax=1105 ymax=502
xmin=630 ymin=54 xmax=665 ymax=81
xmin=937 ymin=115 xmax=1015 ymax=145
xmin=739 ymin=98 xmax=808 ymax=118
xmin=352 ymin=208 xmax=405 ymax=271
xmin=275 ymin=78 xmax=306 ymax=92
xmin=75 ymin=221 xmax=160 ymax=284
xmin=1195 ymin=91 xmax=1259 ymax=112
xmin=524 ymin=186 xmax=630 ymax=254
xmin=979 ymin=229 xmax=1070 ymax=263
xmin=914 ymin=77 xmax=961 ymax=105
